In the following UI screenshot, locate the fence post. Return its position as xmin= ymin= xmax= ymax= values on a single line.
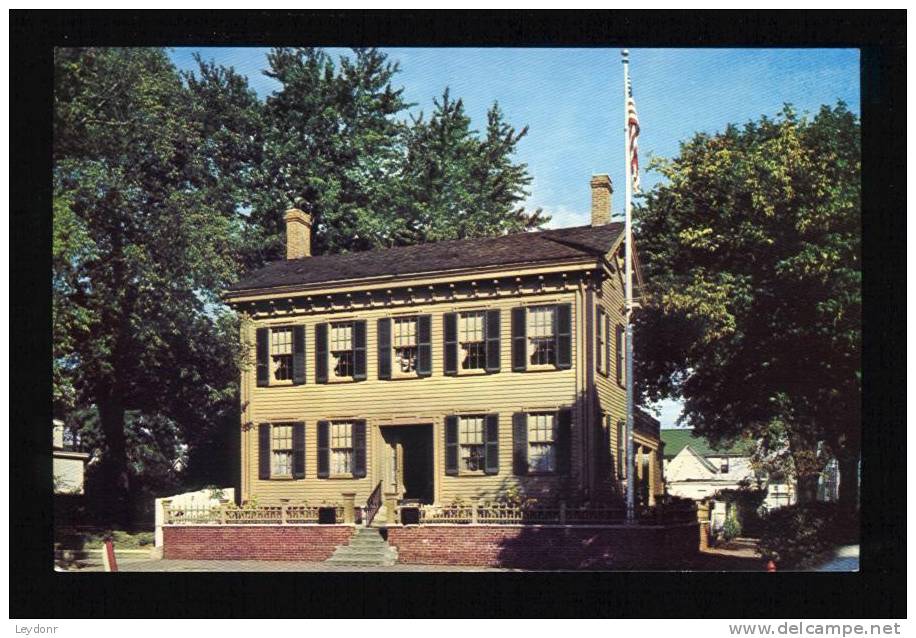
xmin=161 ymin=499 xmax=172 ymax=525
xmin=472 ymin=500 xmax=479 ymax=525
xmin=559 ymin=500 xmax=567 ymax=524
xmin=384 ymin=491 xmax=398 ymax=524
xmin=220 ymin=503 xmax=227 ymax=525
xmin=342 ymin=492 xmax=356 ymax=525
xmin=281 ymin=503 xmax=288 ymax=525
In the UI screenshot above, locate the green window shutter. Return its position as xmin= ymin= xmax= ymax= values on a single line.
xmin=417 ymin=314 xmax=432 ymax=377
xmin=377 ymin=318 xmax=392 ymax=380
xmin=317 ymin=420 xmax=330 ymax=478
xmin=443 ymin=313 xmax=458 ymax=376
xmin=292 ymin=325 xmax=306 ymax=385
xmin=485 ymin=309 xmax=501 ymax=373
xmin=258 ymin=423 xmax=271 ymax=479
xmin=445 ymin=416 xmax=459 ymax=475
xmin=512 ymin=412 xmax=528 ymax=475
xmin=353 ymin=320 xmax=367 ymax=381
xmin=615 ymin=325 xmax=624 ymax=386
xmin=352 ymin=420 xmax=367 ymax=478
xmin=606 ymin=314 xmax=612 ymax=378
xmin=511 ymin=307 xmax=527 ymax=372
xmin=315 ymin=324 xmax=328 ymax=384
xmin=555 ymin=303 xmax=572 ymax=369
xmin=484 ymin=414 xmax=499 ymax=475
xmin=256 ymin=328 xmax=269 ymax=387
xmin=556 ymin=408 xmax=572 ymax=475
xmin=596 ymin=309 xmax=604 ymax=373
xmin=292 ymin=421 xmax=305 ymax=479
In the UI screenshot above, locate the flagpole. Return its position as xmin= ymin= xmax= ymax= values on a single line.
xmin=622 ymin=48 xmax=636 ymax=524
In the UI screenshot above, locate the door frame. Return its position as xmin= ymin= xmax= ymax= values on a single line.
xmin=374 ymin=419 xmax=438 ymax=505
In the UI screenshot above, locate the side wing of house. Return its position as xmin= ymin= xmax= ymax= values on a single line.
xmin=590 ymin=235 xmax=663 ymax=505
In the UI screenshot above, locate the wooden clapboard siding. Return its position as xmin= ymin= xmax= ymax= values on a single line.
xmin=239 ymin=287 xmax=583 ymax=506
xmin=592 ymin=257 xmax=663 ymax=497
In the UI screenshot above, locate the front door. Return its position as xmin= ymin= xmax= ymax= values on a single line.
xmin=381 ymin=425 xmax=434 ymax=504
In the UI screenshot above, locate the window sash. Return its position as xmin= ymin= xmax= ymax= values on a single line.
xmin=331 ymin=422 xmax=353 ymax=474
xmin=331 ymin=322 xmax=353 ymax=351
xmin=526 ymin=306 xmax=555 ymax=338
xmin=271 ymin=328 xmax=293 ymax=355
xmin=527 ymin=413 xmax=556 ymax=472
xmin=458 ymin=415 xmax=485 ymax=471
xmin=393 ymin=318 xmax=418 ymax=347
xmin=271 ymin=425 xmax=293 ymax=477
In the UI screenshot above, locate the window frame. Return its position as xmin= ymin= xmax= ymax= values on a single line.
xmin=526 ymin=411 xmax=558 ymax=475
xmin=616 ymin=324 xmax=626 ymax=388
xmin=457 ymin=310 xmax=488 ymax=373
xmin=269 ymin=423 xmax=295 ymax=479
xmin=525 ymin=305 xmax=557 ymax=369
xmin=269 ymin=326 xmax=294 ymax=385
xmin=329 ymin=421 xmax=355 ymax=477
xmin=596 ymin=308 xmax=608 ymax=376
xmin=329 ymin=321 xmax=355 ymax=381
xmin=392 ymin=316 xmax=420 ymax=378
xmin=457 ymin=414 xmax=487 ymax=474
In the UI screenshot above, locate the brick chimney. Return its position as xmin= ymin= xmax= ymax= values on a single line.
xmin=590 ymin=174 xmax=613 ymax=226
xmin=284 ymin=208 xmax=312 ymax=259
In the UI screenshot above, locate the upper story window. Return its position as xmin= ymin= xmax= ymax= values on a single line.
xmin=459 ymin=311 xmax=487 ymax=370
xmin=271 ymin=327 xmax=293 ymax=382
xmin=330 ymin=322 xmax=354 ymax=379
xmin=528 ymin=412 xmax=557 ymax=473
xmin=527 ymin=306 xmax=556 ymax=367
xmin=458 ymin=415 xmax=485 ymax=472
xmin=271 ymin=424 xmax=293 ymax=478
xmin=615 ymin=324 xmax=626 ymax=387
xmin=596 ymin=308 xmax=607 ymax=375
xmin=331 ymin=422 xmax=353 ymax=475
xmin=393 ymin=317 xmax=418 ymax=375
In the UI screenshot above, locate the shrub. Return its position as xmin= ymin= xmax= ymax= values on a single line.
xmin=722 ymin=513 xmax=742 ymax=541
xmin=758 ymin=502 xmax=850 ymax=567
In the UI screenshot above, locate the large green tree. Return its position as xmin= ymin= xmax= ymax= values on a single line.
xmin=53 ymin=48 xmax=257 ymax=522
xmin=634 ymin=103 xmax=860 ymax=506
xmin=250 ymin=48 xmax=545 ymax=259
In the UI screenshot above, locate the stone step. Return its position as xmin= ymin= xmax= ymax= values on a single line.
xmin=325 ymin=527 xmax=398 ymax=566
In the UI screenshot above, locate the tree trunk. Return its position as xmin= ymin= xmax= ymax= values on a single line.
xmin=97 ymin=396 xmax=130 ymax=526
xmin=795 ymin=473 xmax=819 ymax=505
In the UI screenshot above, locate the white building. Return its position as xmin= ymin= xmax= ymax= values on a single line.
xmin=53 ymin=419 xmax=90 ymax=495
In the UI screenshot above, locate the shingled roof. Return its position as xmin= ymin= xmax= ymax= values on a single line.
xmin=226 ymin=222 xmax=624 ymax=294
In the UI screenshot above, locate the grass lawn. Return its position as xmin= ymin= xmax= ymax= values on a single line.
xmin=81 ymin=529 xmax=154 ymax=550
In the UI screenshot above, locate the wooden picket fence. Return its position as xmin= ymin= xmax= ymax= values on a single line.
xmin=418 ymin=500 xmax=697 ymax=526
xmin=163 ymin=502 xmax=344 ymax=525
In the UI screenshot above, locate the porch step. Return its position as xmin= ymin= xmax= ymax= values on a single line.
xmin=326 ymin=527 xmax=398 ymax=567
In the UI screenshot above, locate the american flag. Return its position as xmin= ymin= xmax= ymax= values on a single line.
xmin=627 ymin=79 xmax=641 ymax=193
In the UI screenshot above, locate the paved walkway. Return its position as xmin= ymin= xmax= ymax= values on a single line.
xmin=807 ymin=544 xmax=859 ymax=572
xmin=60 ymin=557 xmax=513 ymax=572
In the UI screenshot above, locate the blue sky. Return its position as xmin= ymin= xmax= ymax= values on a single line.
xmin=169 ymin=47 xmax=860 ymax=426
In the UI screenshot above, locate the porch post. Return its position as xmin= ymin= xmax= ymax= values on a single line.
xmin=342 ymin=492 xmax=356 ymax=525
xmin=648 ymin=448 xmax=657 ymax=506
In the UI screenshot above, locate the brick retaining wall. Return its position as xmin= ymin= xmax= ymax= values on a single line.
xmin=162 ymin=525 xmax=354 ymax=561
xmin=387 ymin=523 xmax=700 ymax=569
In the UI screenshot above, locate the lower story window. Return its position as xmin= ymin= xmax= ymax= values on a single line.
xmin=528 ymin=412 xmax=556 ymax=473
xmin=331 ymin=422 xmax=353 ymax=475
xmin=271 ymin=424 xmax=293 ymax=477
xmin=459 ymin=415 xmax=485 ymax=471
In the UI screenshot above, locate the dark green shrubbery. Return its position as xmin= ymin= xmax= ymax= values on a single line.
xmin=758 ymin=502 xmax=857 ymax=567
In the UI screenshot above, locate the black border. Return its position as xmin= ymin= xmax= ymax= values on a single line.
xmin=11 ymin=10 xmax=905 ymax=619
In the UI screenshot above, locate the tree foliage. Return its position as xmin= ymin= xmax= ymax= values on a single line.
xmin=249 ymin=48 xmax=545 ymax=261
xmin=634 ymin=103 xmax=860 ymax=500
xmin=53 ymin=47 xmax=254 ymax=520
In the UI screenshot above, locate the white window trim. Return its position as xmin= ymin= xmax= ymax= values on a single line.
xmin=270 ymin=326 xmax=295 ymax=386
xmin=270 ymin=423 xmax=294 ymax=479
xmin=329 ymin=322 xmax=355 ymax=382
xmin=457 ymin=311 xmax=487 ymax=375
xmin=392 ymin=316 xmax=420 ymax=379
xmin=457 ymin=414 xmax=487 ymax=475
xmin=526 ymin=305 xmax=557 ymax=370
xmin=330 ymin=421 xmax=354 ymax=478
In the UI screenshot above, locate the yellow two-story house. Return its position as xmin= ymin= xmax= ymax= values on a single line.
xmin=224 ymin=175 xmax=662 ymax=517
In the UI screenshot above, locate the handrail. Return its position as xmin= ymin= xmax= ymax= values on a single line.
xmin=365 ymin=481 xmax=383 ymax=526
